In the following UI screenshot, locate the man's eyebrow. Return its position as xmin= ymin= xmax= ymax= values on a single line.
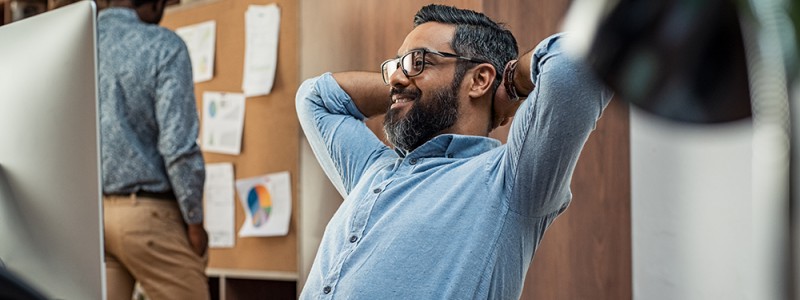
xmin=395 ymin=47 xmax=431 ymax=58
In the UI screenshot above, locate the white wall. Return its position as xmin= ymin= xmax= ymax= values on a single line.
xmin=631 ymin=108 xmax=754 ymax=299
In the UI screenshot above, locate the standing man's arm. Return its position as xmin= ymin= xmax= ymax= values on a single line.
xmin=155 ymin=34 xmax=208 ymax=257
xmin=296 ymin=72 xmax=391 ymax=198
xmin=497 ymin=34 xmax=613 ymax=217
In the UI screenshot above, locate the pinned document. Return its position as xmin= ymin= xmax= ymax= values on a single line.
xmin=175 ymin=20 xmax=216 ymax=83
xmin=203 ymin=163 xmax=235 ymax=248
xmin=235 ymin=171 xmax=291 ymax=237
xmin=242 ymin=4 xmax=280 ymax=97
xmin=201 ymin=91 xmax=245 ymax=155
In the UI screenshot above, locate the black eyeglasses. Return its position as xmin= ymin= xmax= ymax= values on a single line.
xmin=380 ymin=49 xmax=488 ymax=85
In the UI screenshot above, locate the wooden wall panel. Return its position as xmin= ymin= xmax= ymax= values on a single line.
xmin=485 ymin=1 xmax=632 ymax=299
xmin=483 ymin=0 xmax=571 ymax=50
xmin=522 ymin=98 xmax=631 ymax=300
xmin=300 ymin=0 xmax=481 ymax=77
xmin=161 ymin=0 xmax=300 ymax=272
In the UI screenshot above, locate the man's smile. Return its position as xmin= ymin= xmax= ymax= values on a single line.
xmin=390 ymin=96 xmax=415 ymax=110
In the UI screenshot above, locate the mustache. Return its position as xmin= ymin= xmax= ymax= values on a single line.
xmin=390 ymin=86 xmax=421 ymax=100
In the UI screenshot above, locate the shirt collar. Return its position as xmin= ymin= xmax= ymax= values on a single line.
xmin=394 ymin=134 xmax=501 ymax=159
xmin=98 ymin=7 xmax=140 ymax=23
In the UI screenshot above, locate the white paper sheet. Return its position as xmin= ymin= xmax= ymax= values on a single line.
xmin=242 ymin=4 xmax=280 ymax=97
xmin=201 ymin=91 xmax=245 ymax=155
xmin=235 ymin=171 xmax=291 ymax=237
xmin=175 ymin=20 xmax=216 ymax=83
xmin=203 ymin=163 xmax=235 ymax=248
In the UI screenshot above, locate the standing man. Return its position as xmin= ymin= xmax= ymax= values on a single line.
xmin=296 ymin=4 xmax=613 ymax=299
xmin=97 ymin=1 xmax=209 ymax=299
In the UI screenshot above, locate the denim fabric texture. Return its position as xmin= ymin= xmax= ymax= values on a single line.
xmin=97 ymin=8 xmax=205 ymax=224
xmin=297 ymin=34 xmax=612 ymax=299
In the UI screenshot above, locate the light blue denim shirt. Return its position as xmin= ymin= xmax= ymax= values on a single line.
xmin=97 ymin=8 xmax=205 ymax=224
xmin=297 ymin=34 xmax=612 ymax=299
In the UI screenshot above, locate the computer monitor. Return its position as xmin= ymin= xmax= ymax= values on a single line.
xmin=0 ymin=1 xmax=104 ymax=299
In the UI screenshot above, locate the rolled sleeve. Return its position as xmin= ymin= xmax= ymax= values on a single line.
xmin=296 ymin=73 xmax=389 ymax=198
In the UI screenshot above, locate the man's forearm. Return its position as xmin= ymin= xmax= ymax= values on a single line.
xmin=332 ymin=72 xmax=391 ymax=118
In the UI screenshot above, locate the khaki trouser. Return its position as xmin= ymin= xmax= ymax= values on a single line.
xmin=104 ymin=194 xmax=209 ymax=300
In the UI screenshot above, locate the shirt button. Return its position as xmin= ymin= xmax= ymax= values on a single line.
xmin=323 ymin=286 xmax=332 ymax=294
xmin=373 ymin=188 xmax=382 ymax=193
xmin=349 ymin=235 xmax=358 ymax=243
xmin=409 ymin=158 xmax=418 ymax=165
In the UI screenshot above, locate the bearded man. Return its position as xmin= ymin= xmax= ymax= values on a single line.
xmin=296 ymin=4 xmax=612 ymax=299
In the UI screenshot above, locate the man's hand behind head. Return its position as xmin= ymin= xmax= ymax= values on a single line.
xmin=491 ymin=76 xmax=524 ymax=131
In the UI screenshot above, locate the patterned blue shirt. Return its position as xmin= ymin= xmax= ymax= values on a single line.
xmin=297 ymin=34 xmax=612 ymax=299
xmin=97 ymin=8 xmax=204 ymax=224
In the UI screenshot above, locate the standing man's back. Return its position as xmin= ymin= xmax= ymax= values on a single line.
xmin=97 ymin=1 xmax=209 ymax=299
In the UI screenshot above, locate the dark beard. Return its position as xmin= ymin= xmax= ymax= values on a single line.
xmin=384 ymin=79 xmax=461 ymax=152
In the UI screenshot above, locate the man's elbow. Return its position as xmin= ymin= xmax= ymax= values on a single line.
xmin=295 ymin=77 xmax=319 ymax=113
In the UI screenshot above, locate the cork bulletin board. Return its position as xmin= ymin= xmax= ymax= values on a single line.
xmin=161 ymin=0 xmax=299 ymax=273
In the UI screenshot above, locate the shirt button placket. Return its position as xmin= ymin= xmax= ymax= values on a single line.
xmin=350 ymin=187 xmax=380 ymax=246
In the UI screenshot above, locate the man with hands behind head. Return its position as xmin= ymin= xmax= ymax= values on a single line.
xmin=98 ymin=0 xmax=209 ymax=299
xmin=297 ymin=4 xmax=612 ymax=299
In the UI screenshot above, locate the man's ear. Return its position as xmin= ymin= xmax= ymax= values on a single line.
xmin=467 ymin=63 xmax=496 ymax=99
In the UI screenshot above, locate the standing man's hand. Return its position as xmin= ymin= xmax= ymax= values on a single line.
xmin=187 ymin=223 xmax=209 ymax=257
